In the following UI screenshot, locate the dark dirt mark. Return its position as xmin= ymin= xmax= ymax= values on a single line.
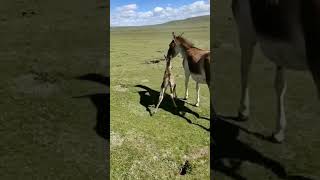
xmin=179 ymin=160 xmax=192 ymax=175
xmin=21 ymin=10 xmax=37 ymax=17
xmin=144 ymin=58 xmax=165 ymax=64
xmin=30 ymin=70 xmax=59 ymax=84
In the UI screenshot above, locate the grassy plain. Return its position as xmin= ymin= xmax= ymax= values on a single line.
xmin=110 ymin=16 xmax=210 ymax=179
xmin=0 ymin=1 xmax=108 ymax=179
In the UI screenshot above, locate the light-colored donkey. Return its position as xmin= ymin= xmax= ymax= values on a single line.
xmin=166 ymin=32 xmax=211 ymax=107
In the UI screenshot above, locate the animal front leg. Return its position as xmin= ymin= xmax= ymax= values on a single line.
xmin=154 ymin=87 xmax=166 ymax=114
xmin=272 ymin=66 xmax=287 ymax=143
xmin=238 ymin=45 xmax=254 ymax=121
xmin=195 ymin=82 xmax=200 ymax=107
xmin=184 ymin=71 xmax=190 ymax=100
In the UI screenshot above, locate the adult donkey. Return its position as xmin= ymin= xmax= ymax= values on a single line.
xmin=232 ymin=0 xmax=320 ymax=142
xmin=166 ymin=32 xmax=211 ymax=108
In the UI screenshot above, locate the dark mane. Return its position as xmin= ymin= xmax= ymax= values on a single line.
xmin=175 ymin=36 xmax=195 ymax=48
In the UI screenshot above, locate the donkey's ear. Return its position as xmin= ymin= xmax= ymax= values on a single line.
xmin=172 ymin=32 xmax=176 ymax=39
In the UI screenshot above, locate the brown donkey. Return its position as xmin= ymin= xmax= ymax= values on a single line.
xmin=153 ymin=55 xmax=177 ymax=114
xmin=166 ymin=32 xmax=210 ymax=107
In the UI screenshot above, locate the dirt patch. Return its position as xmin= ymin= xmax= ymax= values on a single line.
xmin=113 ymin=84 xmax=128 ymax=92
xmin=187 ymin=147 xmax=209 ymax=160
xmin=178 ymin=147 xmax=209 ymax=175
xmin=144 ymin=58 xmax=165 ymax=64
xmin=12 ymin=73 xmax=60 ymax=98
xmin=110 ymin=131 xmax=124 ymax=148
xmin=21 ymin=10 xmax=38 ymax=17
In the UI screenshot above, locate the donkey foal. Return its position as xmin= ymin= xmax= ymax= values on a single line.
xmin=153 ymin=55 xmax=177 ymax=114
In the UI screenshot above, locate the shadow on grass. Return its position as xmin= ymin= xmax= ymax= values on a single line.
xmin=74 ymin=73 xmax=110 ymax=140
xmin=135 ymin=84 xmax=209 ymax=132
xmin=212 ymin=116 xmax=316 ymax=180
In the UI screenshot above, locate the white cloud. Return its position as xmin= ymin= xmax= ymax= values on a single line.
xmin=116 ymin=4 xmax=137 ymax=11
xmin=111 ymin=0 xmax=210 ymax=27
xmin=154 ymin=7 xmax=164 ymax=13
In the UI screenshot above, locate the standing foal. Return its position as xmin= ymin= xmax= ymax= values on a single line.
xmin=153 ymin=55 xmax=177 ymax=114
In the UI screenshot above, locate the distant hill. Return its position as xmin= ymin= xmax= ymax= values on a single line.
xmin=110 ymin=15 xmax=210 ymax=31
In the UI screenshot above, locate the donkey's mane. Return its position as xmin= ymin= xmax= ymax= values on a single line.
xmin=175 ymin=36 xmax=195 ymax=48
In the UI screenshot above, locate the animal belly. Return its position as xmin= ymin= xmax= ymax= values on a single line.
xmin=190 ymin=73 xmax=207 ymax=84
xmin=183 ymin=59 xmax=207 ymax=84
xmin=259 ymin=38 xmax=308 ymax=70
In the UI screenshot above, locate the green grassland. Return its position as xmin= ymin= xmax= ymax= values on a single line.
xmin=213 ymin=1 xmax=320 ymax=179
xmin=0 ymin=1 xmax=108 ymax=179
xmin=110 ymin=16 xmax=210 ymax=179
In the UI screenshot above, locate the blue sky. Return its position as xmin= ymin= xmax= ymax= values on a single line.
xmin=111 ymin=0 xmax=210 ymax=27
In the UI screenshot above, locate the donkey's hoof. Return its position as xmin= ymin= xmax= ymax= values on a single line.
xmin=237 ymin=112 xmax=249 ymax=121
xmin=195 ymin=103 xmax=199 ymax=107
xmin=271 ymin=133 xmax=285 ymax=143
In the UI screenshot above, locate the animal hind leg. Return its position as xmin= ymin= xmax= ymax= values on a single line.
xmin=238 ymin=45 xmax=254 ymax=120
xmin=154 ymin=86 xmax=166 ymax=114
xmin=195 ymin=82 xmax=200 ymax=107
xmin=170 ymin=85 xmax=177 ymax=108
xmin=272 ymin=66 xmax=287 ymax=143
xmin=173 ymin=84 xmax=177 ymax=98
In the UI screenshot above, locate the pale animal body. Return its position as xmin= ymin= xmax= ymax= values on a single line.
xmin=232 ymin=0 xmax=320 ymax=142
xmin=153 ymin=55 xmax=177 ymax=114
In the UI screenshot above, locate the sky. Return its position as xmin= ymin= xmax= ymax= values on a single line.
xmin=110 ymin=0 xmax=210 ymax=27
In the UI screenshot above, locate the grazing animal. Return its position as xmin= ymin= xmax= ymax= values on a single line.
xmin=232 ymin=0 xmax=320 ymax=142
xmin=153 ymin=55 xmax=177 ymax=114
xmin=166 ymin=32 xmax=211 ymax=107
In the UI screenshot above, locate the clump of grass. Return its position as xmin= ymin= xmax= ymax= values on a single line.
xmin=30 ymin=70 xmax=58 ymax=84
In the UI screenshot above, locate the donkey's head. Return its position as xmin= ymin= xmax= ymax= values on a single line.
xmin=167 ymin=32 xmax=193 ymax=59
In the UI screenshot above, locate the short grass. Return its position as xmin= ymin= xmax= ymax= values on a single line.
xmin=213 ymin=1 xmax=320 ymax=179
xmin=0 ymin=1 xmax=108 ymax=179
xmin=110 ymin=16 xmax=210 ymax=179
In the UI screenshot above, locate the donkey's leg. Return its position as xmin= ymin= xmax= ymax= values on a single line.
xmin=170 ymin=85 xmax=178 ymax=108
xmin=184 ymin=70 xmax=190 ymax=100
xmin=301 ymin=0 xmax=320 ymax=100
xmin=173 ymin=84 xmax=177 ymax=98
xmin=232 ymin=0 xmax=256 ymax=120
xmin=195 ymin=82 xmax=200 ymax=107
xmin=154 ymin=86 xmax=166 ymax=114
xmin=238 ymin=45 xmax=254 ymax=120
xmin=272 ymin=66 xmax=287 ymax=143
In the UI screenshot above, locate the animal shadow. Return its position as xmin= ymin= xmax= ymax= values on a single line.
xmin=135 ymin=84 xmax=209 ymax=132
xmin=74 ymin=73 xmax=110 ymax=140
xmin=212 ymin=116 xmax=316 ymax=180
